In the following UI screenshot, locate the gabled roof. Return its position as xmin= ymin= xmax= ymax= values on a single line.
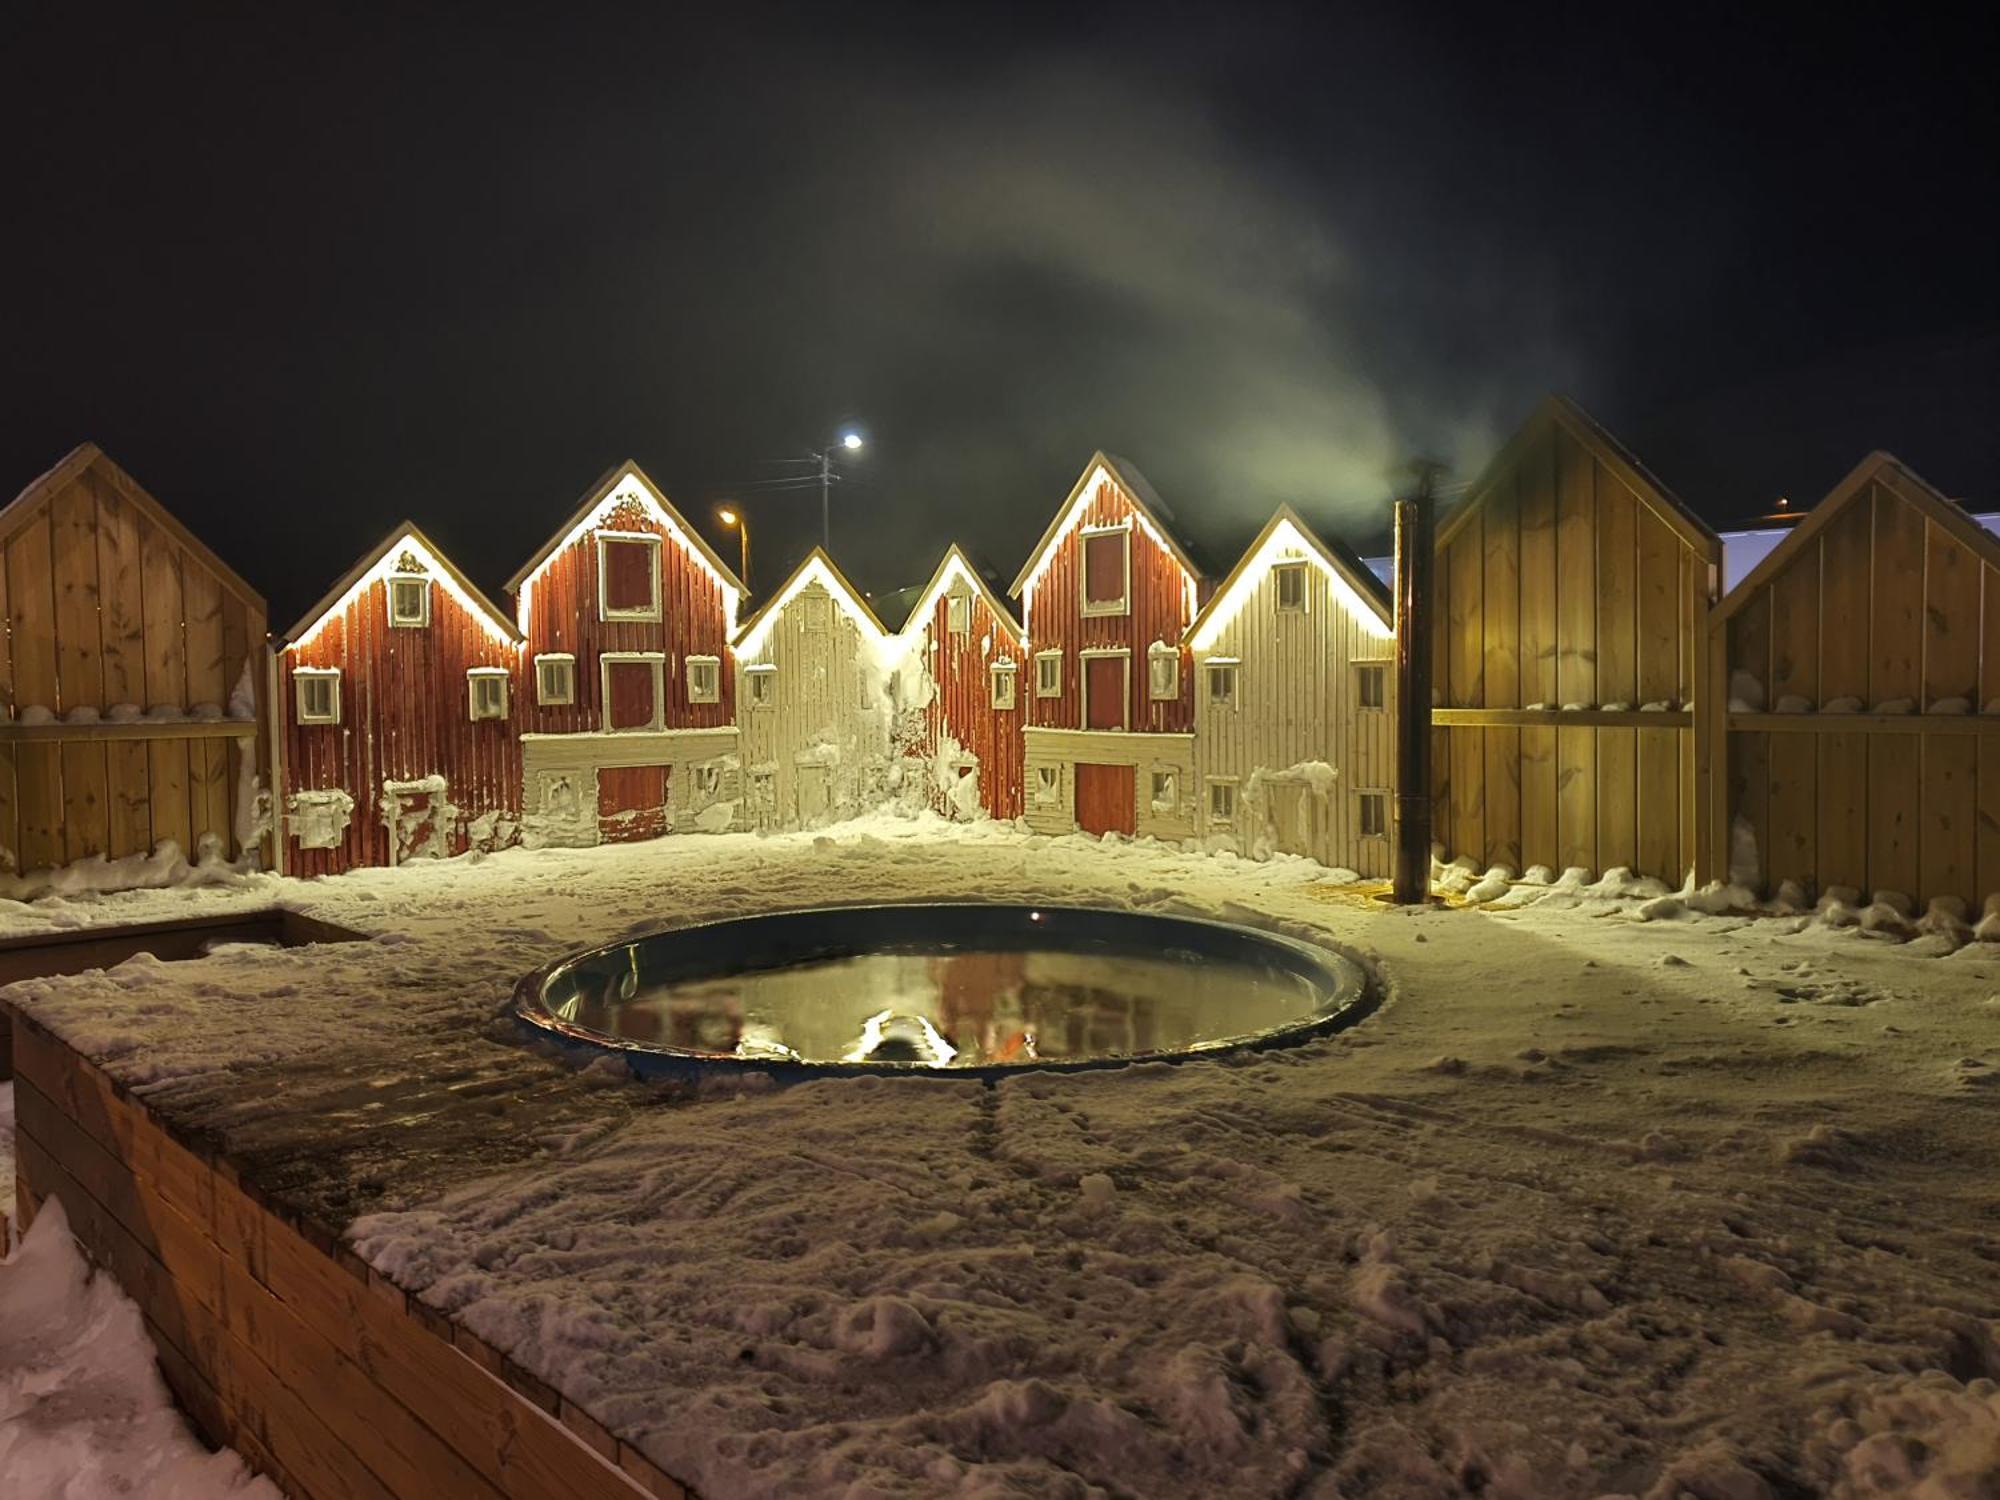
xmin=284 ymin=520 xmax=522 ymax=647
xmin=1009 ymin=451 xmax=1202 ymax=598
xmin=899 ymin=544 xmax=1024 ymax=643
xmin=733 ymin=547 xmax=891 ymax=657
xmin=1437 ymin=395 xmax=1720 ymax=562
xmin=1714 ymin=451 xmax=1994 ymax=624
xmin=1 ymin=442 xmax=265 ymax=613
xmin=1187 ymin=505 xmax=1395 ymax=650
xmin=505 ymin=459 xmax=745 ymax=600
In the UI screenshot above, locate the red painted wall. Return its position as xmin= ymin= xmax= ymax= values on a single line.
xmin=279 ymin=575 xmax=522 ymax=877
xmin=911 ymin=587 xmax=1025 ymax=819
xmin=1023 ymin=477 xmax=1197 ymax=734
xmin=516 ymin=498 xmax=736 ymax=734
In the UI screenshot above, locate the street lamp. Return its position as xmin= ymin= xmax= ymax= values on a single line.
xmin=810 ymin=429 xmax=865 ymax=551
xmin=716 ymin=504 xmax=750 ymax=590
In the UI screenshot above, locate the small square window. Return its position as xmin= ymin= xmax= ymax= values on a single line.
xmin=1035 ymin=651 xmax=1062 ymax=698
xmin=387 ymin=575 xmax=430 ymax=628
xmin=1148 ymin=643 xmax=1179 ymax=700
xmin=295 ymin=669 xmax=341 ymax=725
xmin=748 ymin=666 xmax=776 ymax=707
xmin=1208 ymin=779 xmax=1237 ymax=823
xmin=1206 ymin=661 xmax=1239 ymax=710
xmin=1150 ymin=769 xmax=1178 ymax=815
xmin=468 ymin=669 xmax=509 ymax=721
xmin=947 ymin=591 xmax=971 ymax=636
xmin=991 ymin=663 xmax=1017 ymax=710
xmin=1357 ymin=664 xmax=1387 ymax=709
xmin=687 ymin=656 xmax=721 ymax=704
xmin=801 ymin=593 xmax=832 ymax=633
xmin=1359 ymin=790 xmax=1389 ymax=837
xmin=1034 ymin=765 xmax=1062 ymax=805
xmin=1274 ymin=562 xmax=1307 ymax=612
xmin=535 ymin=655 xmax=575 ymax=706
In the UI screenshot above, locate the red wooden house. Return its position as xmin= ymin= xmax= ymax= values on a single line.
xmin=505 ymin=461 xmax=747 ymax=844
xmin=1010 ymin=453 xmax=1204 ymax=838
xmin=898 ymin=545 xmax=1025 ymax=820
xmin=277 ymin=521 xmax=523 ymax=875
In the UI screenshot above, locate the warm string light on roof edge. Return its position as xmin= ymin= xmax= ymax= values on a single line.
xmin=735 ymin=554 xmax=893 ymax=661
xmin=1188 ymin=518 xmax=1394 ymax=653
xmin=900 ymin=552 xmax=1021 ymax=648
xmin=516 ymin=475 xmax=742 ymax=639
xmin=1019 ymin=466 xmax=1198 ymax=621
xmin=290 ymin=532 xmax=518 ymax=651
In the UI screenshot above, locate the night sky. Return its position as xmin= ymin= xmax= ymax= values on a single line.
xmin=4 ymin=2 xmax=1993 ymax=624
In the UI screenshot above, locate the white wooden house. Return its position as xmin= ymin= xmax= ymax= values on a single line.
xmin=1187 ymin=507 xmax=1398 ymax=873
xmin=732 ymin=548 xmax=901 ymax=829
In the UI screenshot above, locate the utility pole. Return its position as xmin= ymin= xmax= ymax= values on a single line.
xmin=1392 ymin=461 xmax=1443 ymax=904
xmin=819 ymin=448 xmax=832 ymax=552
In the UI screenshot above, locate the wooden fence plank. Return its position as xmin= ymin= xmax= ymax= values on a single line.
xmin=1870 ymin=484 xmax=1925 ymax=709
xmin=1557 ymin=725 xmax=1595 ymax=872
xmin=1923 ymin=520 xmax=1981 ymax=709
xmin=1520 ymin=724 xmax=1557 ymax=872
xmin=1867 ymin=731 xmax=1919 ymax=898
xmin=1921 ymin=734 xmax=1977 ymax=908
xmin=1636 ymin=726 xmax=1680 ymax=882
xmin=1820 ymin=492 xmax=1874 ymax=703
xmin=1635 ymin=506 xmax=1680 ymax=706
xmin=1518 ymin=432 xmax=1558 ymax=708
xmin=1447 ymin=520 xmax=1483 ymax=706
xmin=1483 ymin=472 xmax=1520 ymax=711
xmin=1483 ymin=724 xmax=1521 ymax=870
xmin=1766 ymin=728 xmax=1817 ymax=894
xmin=1768 ymin=538 xmax=1820 ymax=707
xmin=1555 ymin=430 xmax=1596 ymax=708
xmin=1728 ymin=730 xmax=1770 ymax=888
xmin=52 ymin=476 xmax=110 ymax=861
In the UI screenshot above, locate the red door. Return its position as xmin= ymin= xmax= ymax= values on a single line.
xmin=1084 ymin=655 xmax=1126 ymax=730
xmin=599 ymin=765 xmax=670 ymax=843
xmin=605 ymin=659 xmax=658 ymax=730
xmin=1074 ymin=764 xmax=1135 ymax=836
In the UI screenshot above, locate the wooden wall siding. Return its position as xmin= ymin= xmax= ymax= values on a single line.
xmin=280 ymin=573 xmax=521 ymax=878
xmin=518 ymin=727 xmax=740 ymax=843
xmin=1716 ymin=466 xmax=2000 ymax=910
xmin=9 ymin=1016 xmax=683 ymax=1500
xmin=1429 ymin=417 xmax=1713 ymax=883
xmin=0 ymin=452 xmax=266 ymax=874
xmin=910 ymin=588 xmax=1024 ymax=819
xmin=517 ymin=498 xmax=735 ymax=736
xmin=735 ymin=580 xmax=891 ymax=829
xmin=1192 ymin=546 xmax=1396 ymax=876
xmin=1022 ymin=477 xmax=1197 ymax=735
xmin=1020 ymin=728 xmax=1195 ymax=839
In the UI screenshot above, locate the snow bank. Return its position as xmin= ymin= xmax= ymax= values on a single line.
xmin=0 ymin=1196 xmax=278 ymax=1497
xmin=0 ymin=839 xmax=260 ymax=903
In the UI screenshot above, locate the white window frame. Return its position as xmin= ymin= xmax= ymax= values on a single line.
xmin=1206 ymin=658 xmax=1240 ymax=711
xmin=1357 ymin=788 xmax=1390 ymax=839
xmin=1078 ymin=647 xmax=1130 ymax=732
xmin=599 ymin=651 xmax=666 ymax=733
xmin=386 ymin=574 xmax=431 ymax=629
xmin=1149 ymin=766 xmax=1179 ymax=815
xmin=1147 ymin=641 xmax=1179 ymax=701
xmin=1273 ymin=561 xmax=1308 ymax=613
xmin=686 ymin=654 xmax=721 ymax=705
xmin=1035 ymin=649 xmax=1063 ymax=699
xmin=534 ymin=653 xmax=576 ymax=706
xmin=467 ymin=668 xmax=510 ymax=722
xmin=800 ymin=591 xmax=833 ymax=633
xmin=990 ymin=660 xmax=1017 ymax=710
xmin=946 ymin=591 xmax=971 ymax=636
xmin=1207 ymin=777 xmax=1238 ymax=824
xmin=1078 ymin=522 xmax=1132 ymax=618
xmin=746 ymin=662 xmax=777 ymax=709
xmin=293 ymin=667 xmax=341 ymax=726
xmin=1356 ymin=661 xmax=1389 ymax=711
xmin=596 ymin=531 xmax=663 ymax=622
xmin=1033 ymin=764 xmax=1063 ymax=806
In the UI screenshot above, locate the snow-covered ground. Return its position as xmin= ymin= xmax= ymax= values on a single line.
xmin=3 ymin=816 xmax=1998 ymax=1498
xmin=0 ymin=1195 xmax=278 ymax=1498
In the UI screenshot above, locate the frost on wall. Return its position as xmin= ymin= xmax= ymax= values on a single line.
xmin=1239 ymin=762 xmax=1341 ymax=860
xmin=381 ymin=775 xmax=454 ymax=864
xmin=522 ymin=772 xmax=595 ymax=849
xmin=288 ymin=789 xmax=356 ymax=850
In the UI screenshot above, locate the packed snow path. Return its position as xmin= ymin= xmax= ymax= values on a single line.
xmin=5 ymin=819 xmax=1998 ymax=1498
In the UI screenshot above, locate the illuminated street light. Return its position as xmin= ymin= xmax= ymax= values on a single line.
xmin=841 ymin=431 xmax=864 ymax=451
xmin=716 ymin=503 xmax=750 ymax=589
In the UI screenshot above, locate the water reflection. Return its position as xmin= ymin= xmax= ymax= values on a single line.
xmin=548 ymin=942 xmax=1326 ymax=1067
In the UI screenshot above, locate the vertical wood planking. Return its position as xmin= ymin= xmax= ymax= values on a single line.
xmin=51 ymin=480 xmax=110 ymax=859
xmin=1817 ymin=733 xmax=1868 ymax=895
xmin=8 ymin=514 xmax=65 ymax=870
xmin=1819 ymin=494 xmax=1874 ymax=702
xmin=1520 ymin=726 xmax=1558 ymax=872
xmin=1868 ymin=732 xmax=1919 ymax=898
xmin=183 ymin=562 xmax=230 ymax=849
xmin=1923 ymin=522 xmax=1980 ymax=709
xmin=1869 ymin=484 xmax=1925 ymax=708
xmin=1765 ymin=728 xmax=1816 ymax=894
xmin=1594 ymin=478 xmax=1637 ymax=868
xmin=1921 ymin=735 xmax=1976 ymax=909
xmin=1768 ymin=543 xmax=1820 ymax=707
xmin=1554 ymin=429 xmax=1596 ymax=872
xmin=1729 ymin=730 xmax=1770 ymax=887
xmin=141 ymin=523 xmax=193 ymax=857
xmin=0 ymin=559 xmax=16 ymax=866
xmin=1483 ymin=725 xmax=1520 ymax=869
xmin=1518 ymin=430 xmax=1559 ymax=709
xmin=1447 ymin=518 xmax=1483 ymax=706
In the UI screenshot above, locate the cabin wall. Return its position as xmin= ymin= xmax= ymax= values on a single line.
xmin=1718 ymin=471 xmax=2000 ymax=911
xmin=0 ymin=458 xmax=265 ymax=875
xmin=278 ymin=575 xmax=521 ymax=877
xmin=1020 ymin=729 xmax=1196 ymax=839
xmin=1430 ymin=419 xmax=1711 ymax=884
xmin=736 ymin=581 xmax=892 ymax=830
xmin=1023 ymin=478 xmax=1196 ymax=735
xmin=1193 ymin=553 xmax=1396 ymax=876
xmin=908 ymin=587 xmax=1024 ymax=820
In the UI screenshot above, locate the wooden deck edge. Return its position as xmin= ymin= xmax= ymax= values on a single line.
xmin=8 ymin=1008 xmax=693 ymax=1500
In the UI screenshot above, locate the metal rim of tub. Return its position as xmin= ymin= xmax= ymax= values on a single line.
xmin=511 ymin=901 xmax=1378 ymax=1083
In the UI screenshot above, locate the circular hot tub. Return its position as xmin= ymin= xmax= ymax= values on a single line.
xmin=513 ymin=903 xmax=1374 ymax=1081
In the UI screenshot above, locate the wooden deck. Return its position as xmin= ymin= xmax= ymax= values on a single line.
xmin=6 ymin=1008 xmax=693 ymax=1500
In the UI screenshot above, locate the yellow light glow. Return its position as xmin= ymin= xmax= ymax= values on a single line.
xmin=518 ymin=470 xmax=742 ymax=639
xmin=1020 ymin=464 xmax=1194 ymax=624
xmin=1188 ymin=518 xmax=1394 ymax=653
xmin=735 ymin=554 xmax=890 ymax=660
xmin=292 ymin=530 xmax=518 ymax=651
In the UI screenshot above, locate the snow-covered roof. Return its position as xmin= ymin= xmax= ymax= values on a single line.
xmin=1187 ymin=506 xmax=1394 ymax=650
xmin=733 ymin=547 xmax=892 ymax=658
xmin=284 ymin=520 xmax=522 ymax=647
xmin=898 ymin=545 xmax=1024 ymax=643
xmin=1008 ymin=451 xmax=1202 ymax=600
xmin=505 ymin=459 xmax=745 ymax=608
